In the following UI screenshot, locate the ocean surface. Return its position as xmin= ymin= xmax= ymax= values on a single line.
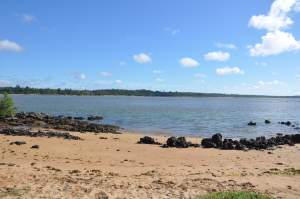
xmin=12 ymin=95 xmax=300 ymax=138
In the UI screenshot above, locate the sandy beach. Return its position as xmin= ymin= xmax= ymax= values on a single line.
xmin=0 ymin=129 xmax=299 ymax=199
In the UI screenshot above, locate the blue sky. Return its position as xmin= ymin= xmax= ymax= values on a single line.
xmin=0 ymin=0 xmax=300 ymax=95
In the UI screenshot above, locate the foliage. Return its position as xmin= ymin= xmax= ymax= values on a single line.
xmin=197 ymin=192 xmax=273 ymax=199
xmin=0 ymin=92 xmax=16 ymax=117
xmin=0 ymin=85 xmax=298 ymax=98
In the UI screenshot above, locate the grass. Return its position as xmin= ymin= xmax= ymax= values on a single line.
xmin=197 ymin=191 xmax=273 ymax=199
xmin=264 ymin=168 xmax=300 ymax=176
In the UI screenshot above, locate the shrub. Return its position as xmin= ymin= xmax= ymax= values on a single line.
xmin=0 ymin=92 xmax=16 ymax=117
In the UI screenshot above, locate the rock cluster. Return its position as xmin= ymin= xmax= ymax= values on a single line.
xmin=0 ymin=112 xmax=120 ymax=134
xmin=162 ymin=136 xmax=200 ymax=148
xmin=138 ymin=136 xmax=161 ymax=145
xmin=0 ymin=128 xmax=81 ymax=140
xmin=201 ymin=133 xmax=300 ymax=150
xmin=87 ymin=116 xmax=103 ymax=121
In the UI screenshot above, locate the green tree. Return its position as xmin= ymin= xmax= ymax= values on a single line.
xmin=0 ymin=93 xmax=16 ymax=117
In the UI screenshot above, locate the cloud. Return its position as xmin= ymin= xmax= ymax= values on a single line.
xmin=296 ymin=74 xmax=300 ymax=79
xmin=255 ymin=62 xmax=268 ymax=67
xmin=194 ymin=73 xmax=206 ymax=78
xmin=249 ymin=30 xmax=300 ymax=56
xmin=0 ymin=80 xmax=11 ymax=87
xmin=155 ymin=78 xmax=165 ymax=82
xmin=119 ymin=61 xmax=126 ymax=66
xmin=254 ymin=80 xmax=284 ymax=88
xmin=216 ymin=67 xmax=245 ymax=75
xmin=164 ymin=27 xmax=180 ymax=35
xmin=100 ymin=72 xmax=112 ymax=77
xmin=215 ymin=42 xmax=237 ymax=49
xmin=133 ymin=53 xmax=151 ymax=64
xmin=179 ymin=57 xmax=199 ymax=68
xmin=21 ymin=14 xmax=36 ymax=23
xmin=0 ymin=40 xmax=23 ymax=52
xmin=204 ymin=51 xmax=230 ymax=61
xmin=73 ymin=73 xmax=86 ymax=80
xmin=248 ymin=0 xmax=300 ymax=56
xmin=153 ymin=70 xmax=163 ymax=74
xmin=115 ymin=80 xmax=123 ymax=84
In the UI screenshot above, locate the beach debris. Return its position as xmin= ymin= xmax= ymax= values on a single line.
xmin=138 ymin=136 xmax=161 ymax=145
xmin=247 ymin=121 xmax=256 ymax=126
xmin=201 ymin=133 xmax=300 ymax=150
xmin=31 ymin=145 xmax=39 ymax=149
xmin=0 ymin=128 xmax=81 ymax=140
xmin=265 ymin=120 xmax=271 ymax=124
xmin=9 ymin=141 xmax=26 ymax=145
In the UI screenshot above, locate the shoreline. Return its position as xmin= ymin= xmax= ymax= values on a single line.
xmin=0 ymin=129 xmax=299 ymax=198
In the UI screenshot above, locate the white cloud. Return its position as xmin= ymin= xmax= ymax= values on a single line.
xmin=255 ymin=62 xmax=268 ymax=67
xmin=73 ymin=73 xmax=86 ymax=80
xmin=0 ymin=80 xmax=11 ymax=87
xmin=22 ymin=14 xmax=36 ymax=23
xmin=215 ymin=42 xmax=237 ymax=49
xmin=194 ymin=73 xmax=206 ymax=78
xmin=164 ymin=27 xmax=180 ymax=35
xmin=204 ymin=51 xmax=230 ymax=61
xmin=254 ymin=80 xmax=284 ymax=88
xmin=119 ymin=61 xmax=126 ymax=66
xmin=296 ymin=74 xmax=300 ymax=79
xmin=153 ymin=70 xmax=163 ymax=74
xmin=115 ymin=80 xmax=123 ymax=84
xmin=133 ymin=53 xmax=151 ymax=64
xmin=100 ymin=72 xmax=112 ymax=77
xmin=0 ymin=40 xmax=23 ymax=52
xmin=248 ymin=0 xmax=300 ymax=56
xmin=216 ymin=67 xmax=245 ymax=76
xmin=179 ymin=57 xmax=199 ymax=68
xmin=155 ymin=78 xmax=165 ymax=82
xmin=249 ymin=31 xmax=300 ymax=56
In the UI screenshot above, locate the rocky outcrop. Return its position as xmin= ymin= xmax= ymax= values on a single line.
xmin=0 ymin=127 xmax=82 ymax=140
xmin=201 ymin=133 xmax=300 ymax=150
xmin=0 ymin=112 xmax=120 ymax=134
xmin=138 ymin=136 xmax=161 ymax=145
xmin=162 ymin=136 xmax=200 ymax=148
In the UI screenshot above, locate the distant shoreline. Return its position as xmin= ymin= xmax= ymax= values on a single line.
xmin=1 ymin=86 xmax=299 ymax=98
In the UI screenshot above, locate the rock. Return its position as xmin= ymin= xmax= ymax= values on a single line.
xmin=87 ymin=116 xmax=103 ymax=121
xmin=138 ymin=136 xmax=161 ymax=145
xmin=248 ymin=121 xmax=256 ymax=126
xmin=265 ymin=120 xmax=271 ymax=124
xmin=10 ymin=141 xmax=26 ymax=145
xmin=211 ymin=133 xmax=223 ymax=147
xmin=31 ymin=145 xmax=39 ymax=149
xmin=201 ymin=138 xmax=216 ymax=148
xmin=166 ymin=137 xmax=177 ymax=147
xmin=94 ymin=191 xmax=109 ymax=199
xmin=74 ymin=117 xmax=84 ymax=120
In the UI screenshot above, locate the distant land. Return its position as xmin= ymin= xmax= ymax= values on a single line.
xmin=0 ymin=86 xmax=299 ymax=98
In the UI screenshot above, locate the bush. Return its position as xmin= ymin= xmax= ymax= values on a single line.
xmin=197 ymin=191 xmax=272 ymax=199
xmin=0 ymin=93 xmax=16 ymax=117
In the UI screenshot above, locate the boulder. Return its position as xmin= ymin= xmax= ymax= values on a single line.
xmin=265 ymin=120 xmax=271 ymax=124
xmin=138 ymin=136 xmax=161 ymax=145
xmin=248 ymin=121 xmax=256 ymax=126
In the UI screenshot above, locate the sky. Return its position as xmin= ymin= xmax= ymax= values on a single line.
xmin=0 ymin=0 xmax=300 ymax=96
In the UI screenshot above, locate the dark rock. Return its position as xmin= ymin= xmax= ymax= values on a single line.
xmin=248 ymin=121 xmax=256 ymax=126
xmin=10 ymin=141 xmax=26 ymax=145
xmin=74 ymin=117 xmax=84 ymax=120
xmin=265 ymin=120 xmax=271 ymax=124
xmin=31 ymin=145 xmax=39 ymax=149
xmin=201 ymin=138 xmax=216 ymax=148
xmin=166 ymin=136 xmax=177 ymax=147
xmin=165 ymin=136 xmax=197 ymax=148
xmin=138 ymin=136 xmax=161 ymax=145
xmin=212 ymin=133 xmax=223 ymax=147
xmin=87 ymin=116 xmax=103 ymax=121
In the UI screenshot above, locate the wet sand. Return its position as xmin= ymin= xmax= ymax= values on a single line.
xmin=0 ymin=130 xmax=300 ymax=199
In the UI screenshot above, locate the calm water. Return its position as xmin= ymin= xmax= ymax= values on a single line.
xmin=12 ymin=95 xmax=300 ymax=138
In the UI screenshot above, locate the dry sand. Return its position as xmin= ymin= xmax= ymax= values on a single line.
xmin=0 ymin=130 xmax=300 ymax=199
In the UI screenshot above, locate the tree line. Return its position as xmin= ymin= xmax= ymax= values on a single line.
xmin=0 ymin=85 xmax=298 ymax=98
